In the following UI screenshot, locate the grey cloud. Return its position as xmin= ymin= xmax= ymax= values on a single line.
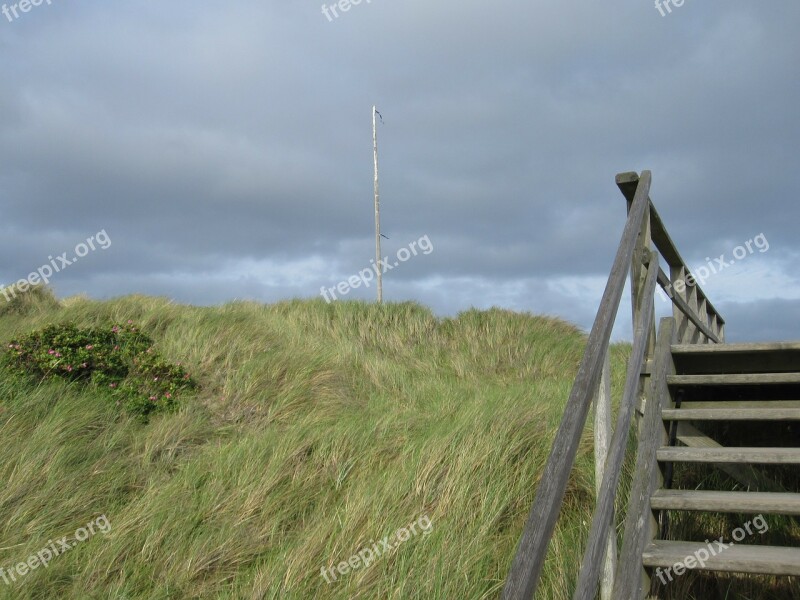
xmin=1 ymin=0 xmax=798 ymax=341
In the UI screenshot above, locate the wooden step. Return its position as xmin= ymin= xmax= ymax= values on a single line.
xmin=680 ymin=400 xmax=800 ymax=410
xmin=643 ymin=541 xmax=800 ymax=576
xmin=657 ymin=447 xmax=800 ymax=464
xmin=668 ymin=373 xmax=800 ymax=386
xmin=673 ymin=342 xmax=800 ymax=354
xmin=650 ymin=490 xmax=800 ymax=515
xmin=672 ymin=342 xmax=800 ymax=375
xmin=662 ymin=408 xmax=800 ymax=421
xmin=670 ymin=423 xmax=791 ymax=492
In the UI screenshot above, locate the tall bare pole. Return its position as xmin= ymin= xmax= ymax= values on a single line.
xmin=373 ymin=105 xmax=382 ymax=303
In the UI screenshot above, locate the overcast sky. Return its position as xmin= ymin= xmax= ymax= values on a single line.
xmin=1 ymin=0 xmax=798 ymax=341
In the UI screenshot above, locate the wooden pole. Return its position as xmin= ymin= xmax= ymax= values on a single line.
xmin=373 ymin=105 xmax=382 ymax=303
xmin=593 ymin=352 xmax=617 ymax=600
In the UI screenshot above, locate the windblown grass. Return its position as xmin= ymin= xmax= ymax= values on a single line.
xmin=0 ymin=293 xmax=631 ymax=599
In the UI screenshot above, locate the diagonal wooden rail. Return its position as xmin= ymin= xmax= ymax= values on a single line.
xmin=501 ymin=171 xmax=725 ymax=599
xmin=572 ymin=248 xmax=659 ymax=600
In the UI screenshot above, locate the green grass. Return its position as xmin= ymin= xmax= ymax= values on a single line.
xmin=0 ymin=289 xmax=793 ymax=599
xmin=0 ymin=290 xmax=634 ymax=599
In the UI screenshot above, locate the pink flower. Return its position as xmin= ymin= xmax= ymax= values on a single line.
xmin=109 ymin=383 xmax=118 ymax=388
xmin=164 ymin=393 xmax=172 ymax=399
xmin=149 ymin=396 xmax=157 ymax=402
xmin=48 ymin=349 xmax=55 ymax=355
xmin=55 ymin=352 xmax=62 ymax=357
xmin=127 ymin=320 xmax=133 ymax=324
xmin=66 ymin=365 xmax=73 ymax=372
xmin=114 ymin=345 xmax=120 ymax=351
xmin=85 ymin=345 xmax=94 ymax=350
xmin=112 ymin=326 xmax=120 ymax=333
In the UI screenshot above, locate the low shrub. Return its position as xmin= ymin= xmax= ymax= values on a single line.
xmin=2 ymin=321 xmax=197 ymax=420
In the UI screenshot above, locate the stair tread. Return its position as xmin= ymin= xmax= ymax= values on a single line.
xmin=680 ymin=400 xmax=800 ymax=409
xmin=668 ymin=373 xmax=800 ymax=385
xmin=661 ymin=408 xmax=800 ymax=420
xmin=657 ymin=447 xmax=800 ymax=464
xmin=671 ymin=344 xmax=800 ymax=375
xmin=651 ymin=490 xmax=800 ymax=515
xmin=643 ymin=541 xmax=800 ymax=576
xmin=672 ymin=342 xmax=800 ymax=354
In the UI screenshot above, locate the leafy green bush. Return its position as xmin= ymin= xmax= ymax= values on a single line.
xmin=2 ymin=321 xmax=197 ymax=419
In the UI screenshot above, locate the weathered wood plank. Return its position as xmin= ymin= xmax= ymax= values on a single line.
xmin=671 ymin=343 xmax=800 ymax=374
xmin=672 ymin=342 xmax=800 ymax=353
xmin=674 ymin=423 xmax=786 ymax=492
xmin=680 ymin=400 xmax=800 ymax=409
xmin=657 ymin=268 xmax=720 ymax=343
xmin=650 ymin=490 xmax=800 ymax=515
xmin=657 ymin=447 xmax=800 ymax=464
xmin=613 ymin=317 xmax=676 ymax=600
xmin=642 ymin=542 xmax=800 ymax=576
xmin=501 ymin=171 xmax=653 ymax=600
xmin=670 ymin=265 xmax=690 ymax=343
xmin=668 ymin=373 xmax=800 ymax=386
xmin=648 ymin=203 xmax=724 ymax=325
xmin=592 ymin=352 xmax=617 ymax=600
xmin=662 ymin=408 xmax=800 ymax=421
xmin=573 ymin=252 xmax=659 ymax=600
xmin=617 ymin=173 xmax=724 ymax=331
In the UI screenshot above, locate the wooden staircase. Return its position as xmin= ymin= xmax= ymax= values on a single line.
xmin=501 ymin=171 xmax=800 ymax=599
xmin=622 ymin=340 xmax=800 ymax=597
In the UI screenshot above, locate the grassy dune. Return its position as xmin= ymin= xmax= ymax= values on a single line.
xmin=0 ymin=289 xmax=638 ymax=599
xmin=9 ymin=289 xmax=795 ymax=599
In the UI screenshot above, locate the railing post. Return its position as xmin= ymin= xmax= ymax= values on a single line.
xmin=618 ymin=174 xmax=657 ymax=422
xmin=670 ymin=265 xmax=690 ymax=343
xmin=685 ymin=275 xmax=701 ymax=343
xmin=613 ymin=317 xmax=677 ymax=599
xmin=697 ymin=296 xmax=710 ymax=343
xmin=593 ymin=351 xmax=616 ymax=600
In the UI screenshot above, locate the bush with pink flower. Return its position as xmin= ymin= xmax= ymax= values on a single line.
xmin=2 ymin=322 xmax=197 ymax=420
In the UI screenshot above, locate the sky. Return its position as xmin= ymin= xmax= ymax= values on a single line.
xmin=1 ymin=0 xmax=798 ymax=342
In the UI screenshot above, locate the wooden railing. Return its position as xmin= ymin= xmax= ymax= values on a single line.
xmin=501 ymin=171 xmax=725 ymax=599
xmin=616 ymin=171 xmax=724 ymax=345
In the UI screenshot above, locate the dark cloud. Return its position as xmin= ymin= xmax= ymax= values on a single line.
xmin=1 ymin=0 xmax=798 ymax=342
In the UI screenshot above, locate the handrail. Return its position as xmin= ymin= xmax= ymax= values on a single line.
xmin=572 ymin=249 xmax=659 ymax=600
xmin=500 ymin=171 xmax=652 ymax=599
xmin=501 ymin=170 xmax=727 ymax=599
xmin=617 ymin=172 xmax=724 ymax=343
xmin=655 ymin=269 xmax=719 ymax=343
